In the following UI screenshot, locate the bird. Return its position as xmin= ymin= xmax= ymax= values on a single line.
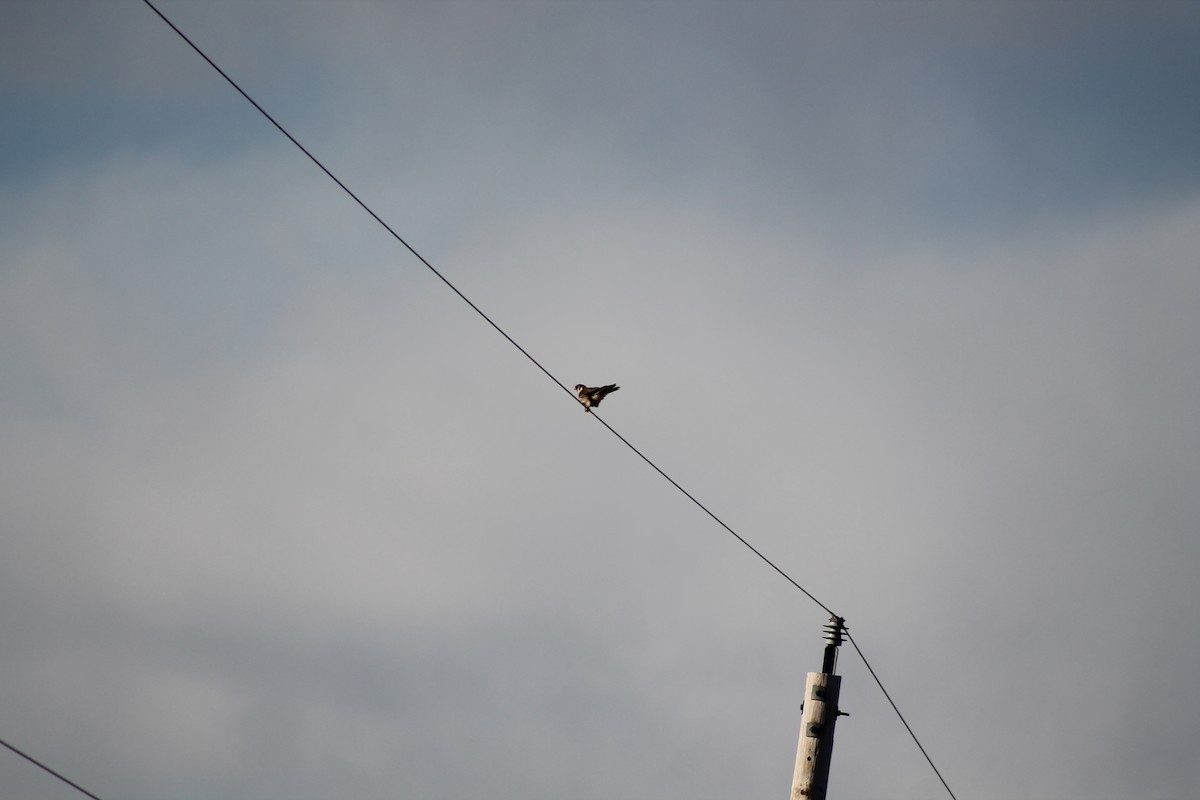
xmin=575 ymin=383 xmax=619 ymax=412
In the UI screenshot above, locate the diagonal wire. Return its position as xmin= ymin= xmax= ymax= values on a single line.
xmin=588 ymin=411 xmax=838 ymax=617
xmin=139 ymin=0 xmax=836 ymax=618
xmin=140 ymin=2 xmax=958 ymax=797
xmin=0 ymin=737 xmax=107 ymax=800
xmin=139 ymin=0 xmax=576 ymax=407
xmin=846 ymin=632 xmax=960 ymax=800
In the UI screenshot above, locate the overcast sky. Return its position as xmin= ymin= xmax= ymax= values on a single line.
xmin=3 ymin=2 xmax=1199 ymax=799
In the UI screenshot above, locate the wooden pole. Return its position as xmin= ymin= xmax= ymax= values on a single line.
xmin=789 ymin=617 xmax=846 ymax=800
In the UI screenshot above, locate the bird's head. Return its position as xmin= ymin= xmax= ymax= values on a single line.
xmin=574 ymin=384 xmax=586 ymax=392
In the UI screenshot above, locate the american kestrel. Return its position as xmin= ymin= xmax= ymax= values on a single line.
xmin=574 ymin=383 xmax=620 ymax=412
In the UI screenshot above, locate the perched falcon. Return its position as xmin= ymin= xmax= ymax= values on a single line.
xmin=575 ymin=383 xmax=620 ymax=412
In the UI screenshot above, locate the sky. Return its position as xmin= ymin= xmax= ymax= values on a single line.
xmin=2 ymin=1 xmax=1199 ymax=798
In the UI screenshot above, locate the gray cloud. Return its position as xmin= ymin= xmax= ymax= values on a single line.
xmin=3 ymin=2 xmax=1199 ymax=799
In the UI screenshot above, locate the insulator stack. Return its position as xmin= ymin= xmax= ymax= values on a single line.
xmin=823 ymin=616 xmax=846 ymax=647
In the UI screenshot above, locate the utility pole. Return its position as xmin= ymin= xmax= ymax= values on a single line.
xmin=789 ymin=616 xmax=847 ymax=800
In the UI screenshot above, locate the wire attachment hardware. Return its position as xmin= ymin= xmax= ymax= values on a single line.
xmin=820 ymin=616 xmax=846 ymax=675
xmin=823 ymin=616 xmax=846 ymax=648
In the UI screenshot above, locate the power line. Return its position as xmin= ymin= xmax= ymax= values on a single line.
xmin=138 ymin=0 xmax=837 ymax=617
xmin=847 ymin=632 xmax=960 ymax=800
xmin=139 ymin=2 xmax=958 ymax=797
xmin=0 ymin=737 xmax=107 ymax=800
xmin=139 ymin=0 xmax=574 ymax=409
xmin=587 ymin=412 xmax=837 ymax=617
